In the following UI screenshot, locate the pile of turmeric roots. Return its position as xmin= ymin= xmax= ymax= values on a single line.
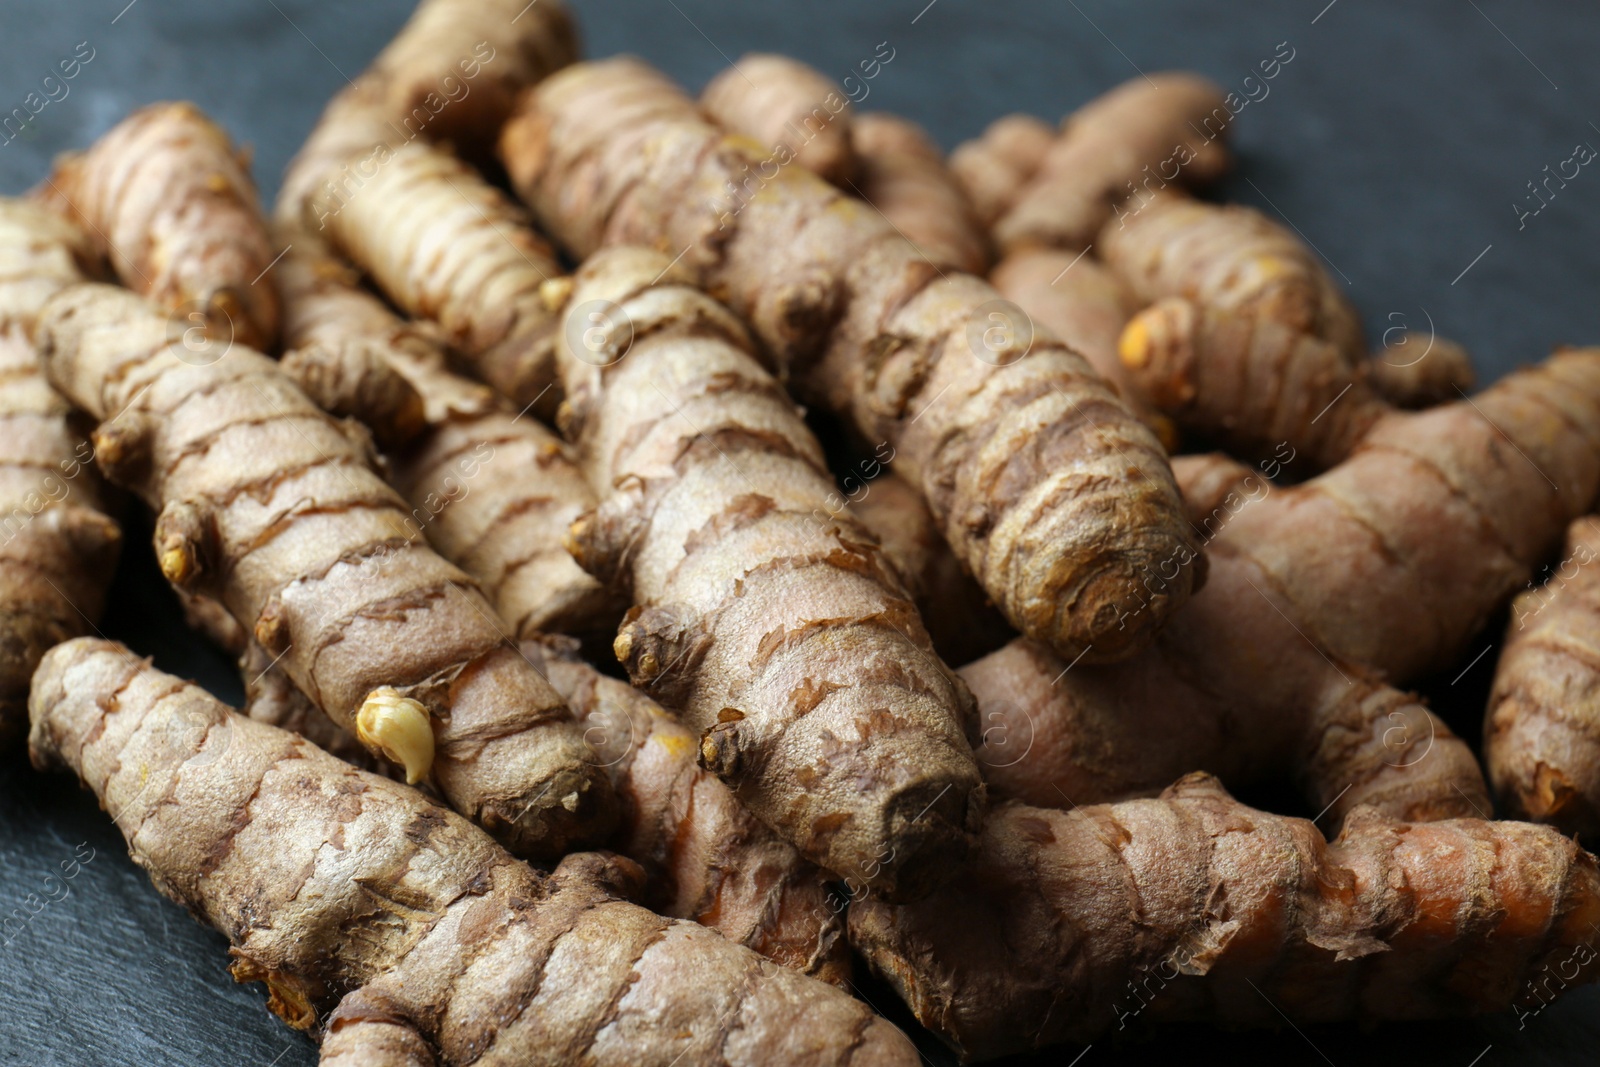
xmin=7 ymin=1 xmax=1600 ymax=1063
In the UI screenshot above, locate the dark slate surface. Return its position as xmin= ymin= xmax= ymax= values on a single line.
xmin=2 ymin=2 xmax=1598 ymax=1065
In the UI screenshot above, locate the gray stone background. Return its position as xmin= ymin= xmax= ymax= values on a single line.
xmin=2 ymin=1 xmax=1598 ymax=1065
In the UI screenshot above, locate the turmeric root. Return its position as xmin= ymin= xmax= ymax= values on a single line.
xmin=306 ymin=139 xmax=566 ymax=418
xmin=0 ymin=201 xmax=120 ymax=746
xmin=276 ymin=234 xmax=621 ymax=644
xmin=29 ymin=637 xmax=920 ymax=1066
xmin=365 ymin=0 xmax=578 ymax=159
xmin=1102 ymin=191 xmax=1364 ymax=361
xmin=970 ymin=347 xmax=1600 ymax=824
xmin=964 ymin=444 xmax=1488 ymax=825
xmin=278 ymin=79 xmax=403 ymax=229
xmin=1221 ymin=347 xmax=1600 ymax=681
xmin=993 ymin=73 xmax=1233 ymax=253
xmin=36 ymin=282 xmax=616 ymax=859
xmin=847 ymin=472 xmax=1013 ymax=666
xmin=1168 ymin=450 xmax=1255 ymax=525
xmin=700 ymin=53 xmax=857 ymax=186
xmin=1367 ymin=331 xmax=1477 ymax=408
xmin=948 ymin=113 xmax=1054 ymax=228
xmin=1120 ymin=298 xmax=1387 ymax=468
xmin=37 ymin=102 xmax=280 ymax=351
xmin=555 ymin=246 xmax=984 ymax=900
xmin=848 ymin=113 xmax=988 ymax=274
xmin=1487 ymin=515 xmax=1600 ymax=836
xmin=277 ymin=0 xmax=578 ymax=219
xmin=850 ymin=772 xmax=1600 ymax=1061
xmin=989 ymin=246 xmax=1172 ymax=444
xmin=503 ymin=56 xmax=1200 ymax=665
xmin=524 ymin=637 xmax=850 ymax=984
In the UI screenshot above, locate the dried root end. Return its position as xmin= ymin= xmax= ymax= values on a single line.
xmin=356 ymin=688 xmax=435 ymax=784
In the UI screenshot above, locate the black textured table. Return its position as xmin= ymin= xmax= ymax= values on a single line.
xmin=3 ymin=2 xmax=1598 ymax=1065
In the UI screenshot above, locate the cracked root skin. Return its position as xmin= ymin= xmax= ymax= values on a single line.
xmin=28 ymin=639 xmax=919 ymax=1067
xmin=850 ymin=112 xmax=989 ymax=275
xmin=37 ymin=102 xmax=280 ymax=352
xmin=310 ymin=140 xmax=565 ymax=416
xmin=0 ymin=201 xmax=120 ymax=746
xmin=948 ymin=113 xmax=1054 ymax=228
xmin=502 ymin=57 xmax=1199 ymax=665
xmin=526 ymin=637 xmax=851 ymax=984
xmin=1488 ymin=516 xmax=1600 ymax=837
xmin=556 ymin=246 xmax=984 ymax=901
xmin=276 ymin=234 xmax=622 ymax=644
xmin=1120 ymin=297 xmax=1388 ymax=469
xmin=700 ymin=53 xmax=857 ymax=186
xmin=993 ymin=73 xmax=1233 ymax=253
xmin=1101 ymin=192 xmax=1364 ymax=362
xmin=850 ymin=772 xmax=1600 ymax=1062
xmin=35 ymin=282 xmax=615 ymax=860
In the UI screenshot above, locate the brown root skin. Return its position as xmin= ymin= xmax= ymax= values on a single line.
xmin=847 ymin=473 xmax=1014 ymax=667
xmin=555 ymin=245 xmax=985 ymax=902
xmin=994 ymin=73 xmax=1233 ymax=253
xmin=275 ymin=235 xmax=430 ymax=450
xmin=1227 ymin=347 xmax=1600 ymax=681
xmin=503 ymin=56 xmax=1200 ymax=666
xmin=278 ymin=79 xmax=403 ymax=227
xmin=276 ymin=0 xmax=576 ymax=228
xmin=1100 ymin=191 xmax=1364 ymax=361
xmin=948 ymin=113 xmax=1054 ymax=228
xmin=850 ymin=772 xmax=1600 ymax=1061
xmin=0 ymin=201 xmax=120 ymax=747
xmin=1487 ymin=515 xmax=1600 ymax=837
xmin=1120 ymin=297 xmax=1389 ymax=469
xmin=276 ymin=234 xmax=621 ymax=644
xmin=240 ymin=639 xmax=382 ymax=773
xmin=36 ymin=102 xmax=280 ymax=351
xmin=700 ymin=53 xmax=857 ymax=186
xmin=310 ymin=140 xmax=565 ymax=420
xmin=524 ymin=637 xmax=852 ymax=985
xmin=990 ymin=246 xmax=1173 ymax=446
xmin=963 ymin=347 xmax=1600 ymax=824
xmin=1167 ymin=452 xmax=1254 ymax=526
xmin=1367 ymin=333 xmax=1477 ymax=408
xmin=850 ymin=112 xmax=989 ymax=275
xmin=29 ymin=638 xmax=919 ymax=1066
xmin=36 ymin=281 xmax=616 ymax=860
xmin=365 ymin=0 xmax=578 ymax=162
xmin=963 ymin=561 xmax=1488 ymax=829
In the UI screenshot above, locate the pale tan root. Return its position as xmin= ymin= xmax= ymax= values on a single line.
xmin=37 ymin=102 xmax=280 ymax=350
xmin=850 ymin=112 xmax=988 ymax=274
xmin=948 ymin=113 xmax=1054 ymax=227
xmin=36 ymin=282 xmax=615 ymax=860
xmin=555 ymin=246 xmax=985 ymax=901
xmin=699 ymin=53 xmax=857 ymax=185
xmin=29 ymin=638 xmax=919 ymax=1066
xmin=994 ymin=73 xmax=1233 ymax=252
xmin=0 ymin=200 xmax=120 ymax=746
xmin=502 ymin=56 xmax=1200 ymax=666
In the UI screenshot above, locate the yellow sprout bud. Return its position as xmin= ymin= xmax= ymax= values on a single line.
xmin=356 ymin=688 xmax=434 ymax=784
xmin=1118 ymin=315 xmax=1152 ymax=369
